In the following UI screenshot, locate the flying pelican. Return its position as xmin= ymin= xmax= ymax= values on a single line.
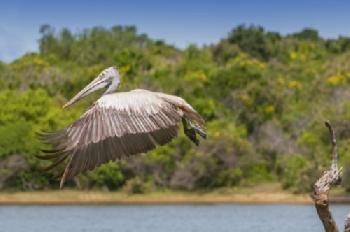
xmin=38 ymin=66 xmax=206 ymax=188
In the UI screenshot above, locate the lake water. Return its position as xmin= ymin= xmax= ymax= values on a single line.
xmin=0 ymin=204 xmax=349 ymax=232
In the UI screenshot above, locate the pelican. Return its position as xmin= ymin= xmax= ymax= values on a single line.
xmin=38 ymin=66 xmax=206 ymax=188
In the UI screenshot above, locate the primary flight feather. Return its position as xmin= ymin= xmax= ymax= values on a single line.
xmin=38 ymin=66 xmax=206 ymax=188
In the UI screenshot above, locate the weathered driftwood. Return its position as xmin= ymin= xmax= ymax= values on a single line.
xmin=345 ymin=214 xmax=350 ymax=232
xmin=311 ymin=121 xmax=350 ymax=232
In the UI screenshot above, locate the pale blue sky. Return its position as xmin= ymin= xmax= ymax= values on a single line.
xmin=1 ymin=0 xmax=350 ymax=62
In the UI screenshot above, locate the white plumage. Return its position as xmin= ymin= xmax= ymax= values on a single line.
xmin=38 ymin=67 xmax=206 ymax=188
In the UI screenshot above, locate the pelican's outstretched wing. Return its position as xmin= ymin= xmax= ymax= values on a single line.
xmin=39 ymin=90 xmax=189 ymax=188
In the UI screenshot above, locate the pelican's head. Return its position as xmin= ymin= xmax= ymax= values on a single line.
xmin=63 ymin=66 xmax=121 ymax=108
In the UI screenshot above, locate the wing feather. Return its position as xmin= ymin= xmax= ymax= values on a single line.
xmin=40 ymin=90 xmax=183 ymax=187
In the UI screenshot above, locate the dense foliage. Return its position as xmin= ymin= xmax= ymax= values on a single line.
xmin=2 ymin=24 xmax=350 ymax=193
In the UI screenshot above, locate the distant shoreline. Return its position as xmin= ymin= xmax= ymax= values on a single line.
xmin=0 ymin=191 xmax=322 ymax=205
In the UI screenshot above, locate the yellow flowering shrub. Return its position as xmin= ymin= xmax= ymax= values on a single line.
xmin=326 ymin=71 xmax=350 ymax=86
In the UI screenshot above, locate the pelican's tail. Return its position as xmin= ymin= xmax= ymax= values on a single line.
xmin=155 ymin=92 xmax=206 ymax=145
xmin=182 ymin=118 xmax=206 ymax=145
xmin=177 ymin=102 xmax=206 ymax=145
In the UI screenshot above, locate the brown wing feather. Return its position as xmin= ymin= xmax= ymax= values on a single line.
xmin=39 ymin=92 xmax=182 ymax=188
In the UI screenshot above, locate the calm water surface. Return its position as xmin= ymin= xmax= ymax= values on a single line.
xmin=0 ymin=204 xmax=349 ymax=232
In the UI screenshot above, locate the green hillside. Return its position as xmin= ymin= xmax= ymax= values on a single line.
xmin=1 ymin=24 xmax=350 ymax=193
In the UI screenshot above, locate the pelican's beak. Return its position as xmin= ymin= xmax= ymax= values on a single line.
xmin=63 ymin=76 xmax=109 ymax=109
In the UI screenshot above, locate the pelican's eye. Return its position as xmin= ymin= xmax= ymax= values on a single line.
xmin=106 ymin=81 xmax=112 ymax=89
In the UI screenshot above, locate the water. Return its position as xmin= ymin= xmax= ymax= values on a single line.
xmin=0 ymin=204 xmax=349 ymax=232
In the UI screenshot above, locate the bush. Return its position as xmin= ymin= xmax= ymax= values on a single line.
xmin=87 ymin=162 xmax=125 ymax=190
xmin=276 ymin=155 xmax=311 ymax=192
xmin=123 ymin=177 xmax=154 ymax=194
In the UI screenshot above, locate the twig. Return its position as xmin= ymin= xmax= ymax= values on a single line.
xmin=325 ymin=121 xmax=338 ymax=170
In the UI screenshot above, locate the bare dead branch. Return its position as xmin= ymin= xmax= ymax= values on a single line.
xmin=345 ymin=214 xmax=350 ymax=232
xmin=311 ymin=121 xmax=342 ymax=232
